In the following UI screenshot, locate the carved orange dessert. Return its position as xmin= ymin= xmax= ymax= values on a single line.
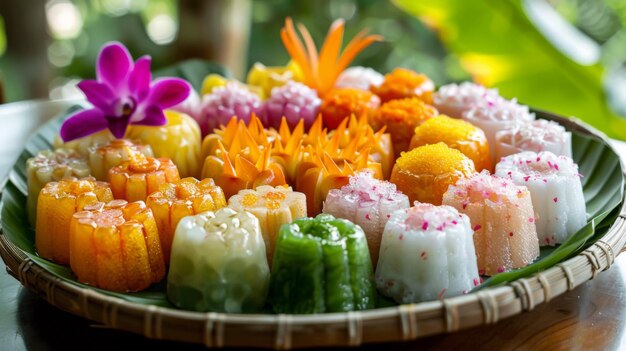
xmin=109 ymin=153 xmax=180 ymax=202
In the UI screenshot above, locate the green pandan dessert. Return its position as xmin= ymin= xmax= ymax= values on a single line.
xmin=269 ymin=214 xmax=375 ymax=314
xmin=166 ymin=208 xmax=270 ymax=313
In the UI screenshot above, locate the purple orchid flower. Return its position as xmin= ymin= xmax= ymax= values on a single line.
xmin=60 ymin=42 xmax=191 ymax=142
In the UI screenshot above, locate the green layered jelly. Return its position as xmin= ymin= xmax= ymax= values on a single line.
xmin=269 ymin=214 xmax=375 ymax=314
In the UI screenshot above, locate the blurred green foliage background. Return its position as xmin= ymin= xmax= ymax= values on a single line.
xmin=0 ymin=0 xmax=625 ymax=138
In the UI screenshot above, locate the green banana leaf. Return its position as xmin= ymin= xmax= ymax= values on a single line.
xmin=1 ymin=110 xmax=623 ymax=308
xmin=394 ymin=0 xmax=626 ymax=141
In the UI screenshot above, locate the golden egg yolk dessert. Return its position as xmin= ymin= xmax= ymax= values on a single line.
xmin=371 ymin=68 xmax=435 ymax=104
xmin=320 ymin=88 xmax=380 ymax=129
xmin=390 ymin=143 xmax=476 ymax=205
xmin=409 ymin=115 xmax=492 ymax=172
xmin=109 ymin=153 xmax=180 ymax=202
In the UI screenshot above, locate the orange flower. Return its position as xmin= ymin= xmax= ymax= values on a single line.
xmin=390 ymin=143 xmax=475 ymax=205
xmin=320 ymin=88 xmax=380 ymax=129
xmin=371 ymin=68 xmax=435 ymax=104
xmin=374 ymin=97 xmax=438 ymax=156
xmin=410 ymin=115 xmax=492 ymax=172
xmin=280 ymin=17 xmax=382 ymax=98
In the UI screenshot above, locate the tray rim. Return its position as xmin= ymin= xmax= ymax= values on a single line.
xmin=1 ymin=109 xmax=625 ymax=349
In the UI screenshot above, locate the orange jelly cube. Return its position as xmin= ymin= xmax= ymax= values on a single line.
xmin=109 ymin=154 xmax=180 ymax=202
xmin=69 ymin=200 xmax=166 ymax=292
xmin=146 ymin=177 xmax=227 ymax=262
xmin=36 ymin=177 xmax=113 ymax=264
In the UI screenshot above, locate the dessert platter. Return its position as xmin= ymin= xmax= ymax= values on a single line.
xmin=1 ymin=18 xmax=625 ymax=349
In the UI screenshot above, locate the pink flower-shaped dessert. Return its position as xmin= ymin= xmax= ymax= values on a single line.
xmin=495 ymin=119 xmax=572 ymax=160
xmin=335 ymin=66 xmax=384 ymax=91
xmin=433 ymin=82 xmax=502 ymax=119
xmin=322 ymin=170 xmax=409 ymax=265
xmin=262 ymin=81 xmax=321 ymax=129
xmin=61 ymin=42 xmax=191 ymax=142
xmin=495 ymin=151 xmax=585 ymax=246
xmin=442 ymin=171 xmax=540 ymax=275
xmin=463 ymin=98 xmax=535 ymax=160
xmin=200 ymin=82 xmax=262 ymax=136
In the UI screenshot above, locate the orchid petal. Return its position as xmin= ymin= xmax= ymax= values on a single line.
xmin=97 ymin=42 xmax=133 ymax=90
xmin=133 ymin=105 xmax=167 ymax=126
xmin=77 ymin=80 xmax=116 ymax=114
xmin=128 ymin=55 xmax=152 ymax=102
xmin=107 ymin=115 xmax=132 ymax=139
xmin=60 ymin=109 xmax=108 ymax=142
xmin=147 ymin=78 xmax=191 ymax=109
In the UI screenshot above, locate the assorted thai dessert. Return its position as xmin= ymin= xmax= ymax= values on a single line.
xmin=228 ymin=185 xmax=307 ymax=265
xmin=109 ymin=154 xmax=180 ymax=202
xmin=390 ymin=143 xmax=476 ymax=205
xmin=69 ymin=200 xmax=166 ymax=291
xmin=463 ymin=98 xmax=535 ymax=158
xmin=409 ymin=115 xmax=492 ymax=172
xmin=495 ymin=151 xmax=586 ymax=246
xmin=25 ymin=20 xmax=594 ymax=314
xmin=373 ymin=97 xmax=438 ymax=156
xmin=87 ymin=139 xmax=153 ymax=181
xmin=126 ymin=110 xmax=201 ymax=178
xmin=26 ymin=148 xmax=90 ymax=225
xmin=335 ymin=66 xmax=384 ymax=91
xmin=269 ymin=214 xmax=375 ymax=313
xmin=371 ymin=68 xmax=435 ymax=104
xmin=262 ymin=80 xmax=321 ymax=129
xmin=36 ymin=177 xmax=113 ymax=264
xmin=199 ymin=82 xmax=263 ymax=136
xmin=494 ymin=119 xmax=573 ymax=161
xmin=146 ymin=177 xmax=227 ymax=262
xmin=443 ymin=171 xmax=540 ymax=275
xmin=167 ymin=208 xmax=270 ymax=313
xmin=376 ymin=203 xmax=480 ymax=303
xmin=322 ymin=171 xmax=410 ymax=265
xmin=320 ymin=88 xmax=381 ymax=129
xmin=433 ymin=82 xmax=501 ymax=119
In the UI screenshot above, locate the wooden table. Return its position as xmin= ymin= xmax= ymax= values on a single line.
xmin=1 ymin=100 xmax=624 ymax=351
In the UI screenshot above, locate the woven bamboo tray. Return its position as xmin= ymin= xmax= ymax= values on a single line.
xmin=1 ymin=110 xmax=625 ymax=350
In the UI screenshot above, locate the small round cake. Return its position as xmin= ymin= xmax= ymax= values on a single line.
xmin=373 ymin=97 xmax=438 ymax=156
xmin=495 ymin=151 xmax=586 ymax=246
xmin=371 ymin=68 xmax=435 ymax=104
xmin=376 ymin=203 xmax=480 ymax=303
xmin=433 ymin=82 xmax=501 ymax=119
xmin=409 ymin=115 xmax=492 ymax=172
xmin=70 ymin=200 xmax=166 ymax=292
xmin=494 ymin=119 xmax=572 ymax=161
xmin=199 ymin=82 xmax=262 ymax=136
xmin=442 ymin=171 xmax=540 ymax=275
xmin=463 ymin=98 xmax=535 ymax=159
xmin=322 ymin=170 xmax=410 ymax=265
xmin=109 ymin=154 xmax=180 ymax=202
xmin=335 ymin=66 xmax=384 ymax=91
xmin=390 ymin=143 xmax=476 ymax=205
xmin=320 ymin=88 xmax=380 ymax=129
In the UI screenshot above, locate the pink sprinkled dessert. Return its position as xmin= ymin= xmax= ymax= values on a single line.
xmin=463 ymin=98 xmax=535 ymax=160
xmin=262 ymin=81 xmax=321 ymax=129
xmin=375 ymin=203 xmax=480 ymax=303
xmin=335 ymin=66 xmax=384 ymax=91
xmin=199 ymin=82 xmax=262 ymax=136
xmin=495 ymin=119 xmax=572 ymax=161
xmin=495 ymin=151 xmax=586 ymax=246
xmin=322 ymin=171 xmax=410 ymax=264
xmin=442 ymin=171 xmax=540 ymax=275
xmin=433 ymin=82 xmax=502 ymax=119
